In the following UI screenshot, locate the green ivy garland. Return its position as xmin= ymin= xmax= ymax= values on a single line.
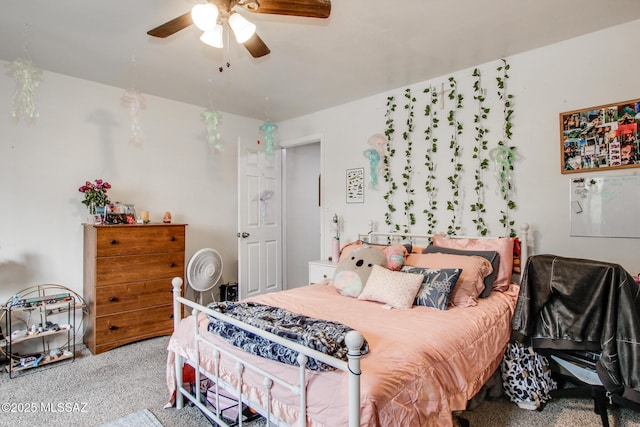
xmin=379 ymin=61 xmax=517 ymax=238
xmin=383 ymin=95 xmax=398 ymax=231
xmin=446 ymin=76 xmax=464 ymax=235
xmin=422 ymin=86 xmax=439 ymax=234
xmin=494 ymin=59 xmax=517 ymax=237
xmin=401 ymin=88 xmax=416 ymax=233
xmin=471 ymin=68 xmax=490 ymax=236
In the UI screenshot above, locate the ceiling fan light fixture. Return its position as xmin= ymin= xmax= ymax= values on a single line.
xmin=192 ymin=3 xmax=219 ymax=32
xmin=228 ymin=12 xmax=256 ymax=44
xmin=200 ymin=24 xmax=224 ymax=48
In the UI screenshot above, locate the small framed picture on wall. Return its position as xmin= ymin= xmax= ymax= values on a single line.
xmin=560 ymin=98 xmax=640 ymax=173
xmin=346 ymin=167 xmax=364 ymax=203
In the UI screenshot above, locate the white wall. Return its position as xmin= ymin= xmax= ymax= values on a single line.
xmin=278 ymin=19 xmax=640 ymax=275
xmin=0 ymin=65 xmax=260 ymax=303
xmin=2 ymin=18 xmax=639 ymax=309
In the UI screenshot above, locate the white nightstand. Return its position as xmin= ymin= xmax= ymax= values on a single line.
xmin=308 ymin=260 xmax=338 ymax=284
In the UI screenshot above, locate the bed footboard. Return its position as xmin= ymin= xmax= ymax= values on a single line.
xmin=170 ymin=278 xmax=363 ymax=427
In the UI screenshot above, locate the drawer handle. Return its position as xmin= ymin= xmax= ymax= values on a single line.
xmin=109 ymin=297 xmax=117 ymax=302
xmin=110 ymin=239 xmax=117 ymax=245
xmin=109 ymin=325 xmax=118 ymax=331
xmin=169 ymin=314 xmax=174 ymax=319
xmin=170 ymin=236 xmax=176 ymax=242
xmin=170 ymin=262 xmax=176 ymax=268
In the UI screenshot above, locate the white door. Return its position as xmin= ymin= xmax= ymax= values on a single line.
xmin=237 ymin=138 xmax=282 ymax=299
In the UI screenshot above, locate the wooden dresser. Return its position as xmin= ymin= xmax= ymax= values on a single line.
xmin=83 ymin=223 xmax=186 ymax=354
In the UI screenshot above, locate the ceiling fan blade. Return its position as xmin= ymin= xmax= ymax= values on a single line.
xmin=246 ymin=0 xmax=331 ymax=18
xmin=243 ymin=33 xmax=271 ymax=58
xmin=147 ymin=12 xmax=193 ymax=38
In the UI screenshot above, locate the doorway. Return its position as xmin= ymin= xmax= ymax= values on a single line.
xmin=282 ymin=141 xmax=321 ymax=288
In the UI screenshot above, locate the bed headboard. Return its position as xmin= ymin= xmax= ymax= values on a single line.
xmin=357 ymin=223 xmax=530 ymax=275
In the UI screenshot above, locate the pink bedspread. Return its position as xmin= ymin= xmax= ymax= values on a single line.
xmin=167 ymin=283 xmax=519 ymax=426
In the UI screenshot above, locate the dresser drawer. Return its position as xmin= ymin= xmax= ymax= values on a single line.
xmin=95 ymin=279 xmax=174 ymax=315
xmin=95 ymin=253 xmax=184 ymax=286
xmin=95 ymin=304 xmax=174 ymax=344
xmin=96 ymin=226 xmax=185 ymax=257
xmin=308 ymin=261 xmax=337 ymax=284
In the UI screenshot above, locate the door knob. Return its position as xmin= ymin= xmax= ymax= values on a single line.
xmin=237 ymin=232 xmax=250 ymax=238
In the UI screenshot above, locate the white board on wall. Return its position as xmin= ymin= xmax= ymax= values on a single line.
xmin=570 ymin=174 xmax=640 ymax=238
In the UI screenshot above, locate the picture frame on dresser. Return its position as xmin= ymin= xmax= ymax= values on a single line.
xmin=82 ymin=223 xmax=186 ymax=354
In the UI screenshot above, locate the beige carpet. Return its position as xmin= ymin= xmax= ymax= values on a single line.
xmin=98 ymin=409 xmax=163 ymax=427
xmin=0 ymin=336 xmax=637 ymax=426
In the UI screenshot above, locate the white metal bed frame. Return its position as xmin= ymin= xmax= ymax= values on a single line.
xmin=170 ymin=224 xmax=530 ymax=427
xmin=358 ymin=223 xmax=529 ymax=265
xmin=171 ymin=282 xmax=364 ymax=427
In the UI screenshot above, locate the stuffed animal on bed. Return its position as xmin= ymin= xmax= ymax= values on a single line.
xmin=332 ymin=246 xmax=387 ymax=297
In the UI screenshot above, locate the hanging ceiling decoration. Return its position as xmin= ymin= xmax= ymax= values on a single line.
xmin=6 ymin=57 xmax=42 ymax=122
xmin=202 ymin=109 xmax=223 ymax=153
xmin=147 ymin=0 xmax=331 ymax=58
xmin=259 ymin=120 xmax=278 ymax=158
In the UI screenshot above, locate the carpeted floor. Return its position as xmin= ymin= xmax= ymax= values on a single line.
xmin=0 ymin=337 xmax=213 ymax=427
xmin=98 ymin=409 xmax=163 ymax=427
xmin=0 ymin=336 xmax=637 ymax=426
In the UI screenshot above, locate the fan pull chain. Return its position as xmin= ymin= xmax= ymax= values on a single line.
xmin=219 ymin=26 xmax=231 ymax=72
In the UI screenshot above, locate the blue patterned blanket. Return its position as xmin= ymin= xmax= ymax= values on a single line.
xmin=206 ymin=301 xmax=368 ymax=371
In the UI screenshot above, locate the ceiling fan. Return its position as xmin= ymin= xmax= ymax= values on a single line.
xmin=147 ymin=0 xmax=331 ymax=58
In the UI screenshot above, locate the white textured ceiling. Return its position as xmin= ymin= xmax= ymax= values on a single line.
xmin=2 ymin=0 xmax=640 ymax=121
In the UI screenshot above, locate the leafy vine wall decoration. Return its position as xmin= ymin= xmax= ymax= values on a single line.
xmin=493 ymin=59 xmax=517 ymax=237
xmin=401 ymin=88 xmax=416 ymax=233
xmin=422 ymin=86 xmax=439 ymax=234
xmin=471 ymin=68 xmax=490 ymax=236
xmin=446 ymin=76 xmax=464 ymax=235
xmin=379 ymin=59 xmax=517 ymax=237
xmin=383 ymin=96 xmax=398 ymax=231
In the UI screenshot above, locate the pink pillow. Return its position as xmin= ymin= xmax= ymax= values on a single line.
xmin=431 ymin=236 xmax=514 ymax=289
xmin=404 ymin=253 xmax=493 ymax=307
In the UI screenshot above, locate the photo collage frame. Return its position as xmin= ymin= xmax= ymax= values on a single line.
xmin=560 ymin=98 xmax=640 ymax=173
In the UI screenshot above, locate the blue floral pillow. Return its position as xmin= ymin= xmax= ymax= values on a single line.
xmin=400 ymin=266 xmax=462 ymax=310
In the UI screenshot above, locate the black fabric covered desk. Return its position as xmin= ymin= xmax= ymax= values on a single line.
xmin=512 ymin=254 xmax=640 ymax=408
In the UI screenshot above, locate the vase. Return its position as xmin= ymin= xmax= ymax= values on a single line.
xmin=87 ymin=203 xmax=106 ymax=225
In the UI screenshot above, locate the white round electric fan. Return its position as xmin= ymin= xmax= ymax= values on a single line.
xmin=186 ymin=248 xmax=223 ymax=304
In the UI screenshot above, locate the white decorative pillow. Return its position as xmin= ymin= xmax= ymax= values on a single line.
xmin=357 ymin=265 xmax=423 ymax=309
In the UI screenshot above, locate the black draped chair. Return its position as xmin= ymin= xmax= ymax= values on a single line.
xmin=511 ymin=254 xmax=640 ymax=427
